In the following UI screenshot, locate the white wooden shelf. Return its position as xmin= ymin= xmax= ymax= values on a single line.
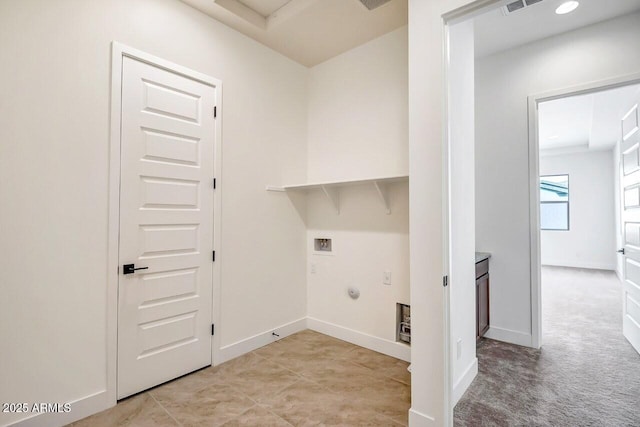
xmin=266 ymin=174 xmax=408 ymax=215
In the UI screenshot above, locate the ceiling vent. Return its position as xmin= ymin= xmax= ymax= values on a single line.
xmin=358 ymin=0 xmax=393 ymax=11
xmin=502 ymin=0 xmax=544 ymax=15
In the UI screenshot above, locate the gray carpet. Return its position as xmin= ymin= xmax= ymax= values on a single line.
xmin=454 ymin=266 xmax=640 ymax=426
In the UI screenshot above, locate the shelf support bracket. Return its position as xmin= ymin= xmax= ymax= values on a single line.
xmin=321 ymin=185 xmax=340 ymax=214
xmin=265 ymin=186 xmax=286 ymax=192
xmin=373 ymin=181 xmax=391 ymax=214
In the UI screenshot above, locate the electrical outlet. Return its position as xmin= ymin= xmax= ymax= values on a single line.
xmin=383 ymin=270 xmax=392 ymax=285
xmin=457 ymin=339 xmax=462 ymax=360
xmin=310 ymin=263 xmax=317 ymax=274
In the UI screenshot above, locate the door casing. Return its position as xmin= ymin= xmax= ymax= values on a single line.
xmin=527 ymin=72 xmax=640 ymax=349
xmin=441 ymin=2 xmax=506 ymax=425
xmin=107 ymin=42 xmax=223 ymax=404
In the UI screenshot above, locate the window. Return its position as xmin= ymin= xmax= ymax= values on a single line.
xmin=540 ymin=174 xmax=569 ymax=231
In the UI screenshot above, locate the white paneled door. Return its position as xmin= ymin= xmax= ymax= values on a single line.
xmin=117 ymin=56 xmax=217 ymax=399
xmin=621 ymin=91 xmax=640 ymax=356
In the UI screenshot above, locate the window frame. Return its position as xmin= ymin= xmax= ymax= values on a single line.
xmin=540 ymin=174 xmax=570 ymax=231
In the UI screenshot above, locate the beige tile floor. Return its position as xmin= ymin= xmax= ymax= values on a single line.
xmin=71 ymin=330 xmax=411 ymax=426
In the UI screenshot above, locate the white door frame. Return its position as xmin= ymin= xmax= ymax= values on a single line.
xmin=107 ymin=42 xmax=223 ymax=404
xmin=527 ymin=72 xmax=640 ymax=349
xmin=441 ymin=1 xmax=504 ymax=425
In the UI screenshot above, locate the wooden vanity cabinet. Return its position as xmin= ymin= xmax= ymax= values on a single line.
xmin=475 ymin=258 xmax=490 ymax=340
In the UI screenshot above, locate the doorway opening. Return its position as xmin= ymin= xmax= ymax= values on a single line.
xmin=533 ymin=81 xmax=640 ymax=351
xmin=446 ymin=0 xmax=640 ymax=424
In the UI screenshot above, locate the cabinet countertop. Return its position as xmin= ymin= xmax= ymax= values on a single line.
xmin=475 ymin=252 xmax=491 ymax=264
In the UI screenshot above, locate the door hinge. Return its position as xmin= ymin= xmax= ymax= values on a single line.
xmin=213 ymin=178 xmax=217 ymax=189
xmin=212 ymin=251 xmax=216 ymax=262
xmin=213 ymin=106 xmax=217 ymax=118
xmin=443 ymin=275 xmax=449 ymax=287
xmin=211 ymin=324 xmax=215 ymax=335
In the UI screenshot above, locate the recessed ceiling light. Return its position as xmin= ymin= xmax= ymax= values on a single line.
xmin=556 ymin=1 xmax=579 ymax=15
xmin=548 ymin=135 xmax=560 ymax=140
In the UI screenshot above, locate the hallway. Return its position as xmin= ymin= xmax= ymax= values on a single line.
xmin=455 ymin=266 xmax=640 ymax=426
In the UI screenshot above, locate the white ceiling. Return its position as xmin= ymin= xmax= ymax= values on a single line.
xmin=539 ymin=84 xmax=640 ymax=155
xmin=180 ymin=0 xmax=640 ymax=67
xmin=475 ymin=0 xmax=640 ymax=58
xmin=180 ymin=0 xmax=407 ymax=67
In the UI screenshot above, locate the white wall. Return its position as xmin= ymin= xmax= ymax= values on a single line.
xmin=0 ymin=0 xmax=307 ymax=425
xmin=540 ymin=150 xmax=616 ymax=270
xmin=306 ymin=184 xmax=410 ymax=360
xmin=475 ymin=12 xmax=640 ymax=347
xmin=448 ymin=20 xmax=477 ymax=406
xmin=307 ymin=27 xmax=408 ymax=182
xmin=305 ymin=27 xmax=410 ymax=360
xmin=408 ymin=0 xmax=480 ymax=425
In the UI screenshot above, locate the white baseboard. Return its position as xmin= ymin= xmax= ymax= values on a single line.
xmin=218 ymin=317 xmax=307 ymax=364
xmin=8 ymin=390 xmax=113 ymax=427
xmin=408 ymin=408 xmax=437 ymax=426
xmin=541 ymin=261 xmax=616 ymax=271
xmin=306 ymin=317 xmax=410 ymax=362
xmin=484 ymin=326 xmax=533 ymax=347
xmin=219 ymin=317 xmax=410 ymax=364
xmin=452 ymin=358 xmax=477 ymax=406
